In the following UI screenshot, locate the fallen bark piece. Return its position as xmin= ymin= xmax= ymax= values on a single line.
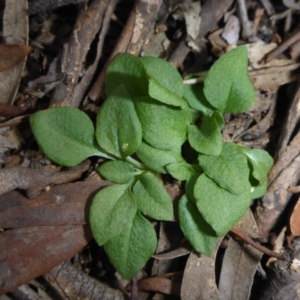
xmin=52 ymin=0 xmax=110 ymax=107
xmin=45 ymin=260 xmax=126 ymax=300
xmin=0 ymin=180 xmax=110 ymax=228
xmin=28 ymin=0 xmax=87 ymax=15
xmin=0 ymin=225 xmax=92 ymax=295
xmin=0 ymin=159 xmax=90 ymax=198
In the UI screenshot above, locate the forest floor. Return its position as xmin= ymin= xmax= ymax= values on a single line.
xmin=1 ymin=0 xmax=300 ymax=299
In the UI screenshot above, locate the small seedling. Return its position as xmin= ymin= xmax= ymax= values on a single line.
xmin=30 ymin=46 xmax=273 ymax=279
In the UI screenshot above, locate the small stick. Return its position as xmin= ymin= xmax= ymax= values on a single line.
xmin=288 ymin=185 xmax=300 ymax=193
xmin=230 ymin=226 xmax=285 ymax=260
xmin=237 ymin=0 xmax=258 ymax=42
xmin=259 ymin=0 xmax=275 ymax=15
xmin=265 ymin=30 xmax=300 ymax=63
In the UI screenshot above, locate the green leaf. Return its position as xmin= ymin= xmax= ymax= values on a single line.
xmin=98 ymin=160 xmax=138 ymax=184
xmin=134 ymin=96 xmax=190 ymax=151
xmin=141 ymin=56 xmax=187 ymax=108
xmin=240 ymin=147 xmax=273 ymax=184
xmin=30 ymin=107 xmax=103 ymax=167
xmin=251 ymin=178 xmax=267 ymax=199
xmin=185 ymin=173 xmax=201 ymax=203
xmin=104 ymin=211 xmax=157 ymax=279
xmin=194 ymin=174 xmax=251 ymax=236
xmin=136 ymin=142 xmax=183 ymax=173
xmin=188 ymin=112 xmax=223 ymax=156
xmin=132 ymin=172 xmax=173 ymax=220
xmin=198 ymin=142 xmax=250 ymax=195
xmin=90 ymin=184 xmax=137 ymax=245
xmin=105 ymin=53 xmax=148 ymax=98
xmin=203 ymin=46 xmax=255 ymax=114
xmin=96 ymin=85 xmax=142 ymax=158
xmin=183 ymin=82 xmax=215 ymax=116
xmin=179 ymin=195 xmax=218 ymax=256
xmin=166 ymin=162 xmax=198 ymax=180
xmin=213 ymin=110 xmax=225 ymax=129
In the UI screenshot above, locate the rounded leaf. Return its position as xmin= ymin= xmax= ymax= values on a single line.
xmin=204 ymin=46 xmax=255 ymax=114
xmin=90 ymin=184 xmax=137 ymax=245
xmin=194 ymin=174 xmax=251 ymax=236
xmin=132 ymin=172 xmax=173 ymax=220
xmin=183 ymin=82 xmax=215 ymax=116
xmin=134 ymin=96 xmax=190 ymax=151
xmin=179 ymin=195 xmax=217 ymax=256
xmin=96 ymin=85 xmax=142 ymax=158
xmin=104 ymin=211 xmax=157 ymax=279
xmin=188 ymin=112 xmax=223 ymax=156
xmin=141 ymin=56 xmax=187 ymax=108
xmin=105 ymin=53 xmax=148 ymax=98
xmin=98 ymin=160 xmax=136 ymax=184
xmin=30 ymin=107 xmax=101 ymax=167
xmin=240 ymin=147 xmax=273 ymax=184
xmin=136 ymin=142 xmax=184 ymax=173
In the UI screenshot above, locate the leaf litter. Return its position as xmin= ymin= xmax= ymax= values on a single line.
xmin=1 ymin=0 xmax=300 ymax=299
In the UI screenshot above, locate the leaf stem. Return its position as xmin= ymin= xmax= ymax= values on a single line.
xmin=183 ymin=71 xmax=208 ymax=85
xmin=125 ymin=156 xmax=147 ymax=170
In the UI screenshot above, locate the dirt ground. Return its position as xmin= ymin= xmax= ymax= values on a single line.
xmin=1 ymin=0 xmax=300 ymax=299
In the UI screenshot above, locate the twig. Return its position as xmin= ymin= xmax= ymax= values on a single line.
xmin=0 ymin=103 xmax=29 ymax=117
xmin=259 ymin=0 xmax=275 ymax=15
xmin=88 ymin=2 xmax=137 ymax=101
xmin=288 ymin=185 xmax=300 ymax=193
xmin=269 ymin=130 xmax=300 ymax=185
xmin=131 ymin=277 xmax=139 ymax=300
xmin=237 ymin=0 xmax=259 ymax=42
xmin=265 ymin=30 xmax=300 ymax=63
xmin=230 ymin=226 xmax=285 ymax=260
xmin=290 ymin=39 xmax=300 ymax=59
xmin=0 ymin=159 xmax=90 ymax=198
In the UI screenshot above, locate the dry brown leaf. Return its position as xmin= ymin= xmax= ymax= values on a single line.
xmin=0 ymin=180 xmax=109 ymax=228
xmin=218 ymin=210 xmax=262 ymax=300
xmin=290 ymin=199 xmax=300 ymax=236
xmin=0 ymin=44 xmax=32 ymax=73
xmin=0 ymin=0 xmax=29 ymax=105
xmin=0 ymin=225 xmax=92 ymax=295
xmin=152 ymin=244 xmax=191 ymax=260
xmin=181 ymin=239 xmax=222 ymax=299
xmin=137 ymin=277 xmax=181 ymax=296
